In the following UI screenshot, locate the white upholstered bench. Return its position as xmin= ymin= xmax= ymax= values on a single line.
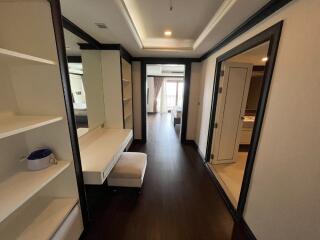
xmin=108 ymin=152 xmax=147 ymax=188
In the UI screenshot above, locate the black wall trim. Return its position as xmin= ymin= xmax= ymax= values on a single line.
xmin=62 ymin=17 xmax=101 ymax=49
xmin=67 ymin=55 xmax=82 ymax=63
xmin=199 ymin=0 xmax=292 ymax=61
xmin=79 ymin=43 xmax=132 ymax=63
xmin=180 ymin=62 xmax=191 ymax=143
xmin=120 ymin=46 xmax=133 ymax=63
xmin=100 ymin=43 xmax=121 ymax=50
xmin=141 ymin=62 xmax=147 ymax=143
xmin=191 ymin=139 xmax=256 ymax=239
xmin=239 ymin=218 xmax=257 ymax=240
xmin=253 ymin=65 xmax=265 ymax=72
xmin=140 ymin=59 xmax=193 ymax=143
xmin=49 ymin=0 xmax=89 ymax=228
xmin=205 ymin=21 xmax=283 ymax=220
xmin=147 ymin=75 xmax=184 ymax=78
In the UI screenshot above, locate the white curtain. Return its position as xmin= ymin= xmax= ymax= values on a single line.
xmin=160 ymin=79 xmax=168 ymax=113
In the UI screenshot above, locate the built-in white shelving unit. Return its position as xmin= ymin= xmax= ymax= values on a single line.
xmin=0 ymin=1 xmax=84 ymax=238
xmin=0 ymin=114 xmax=63 ymax=139
xmin=100 ymin=51 xmax=133 ymax=130
xmin=121 ymin=57 xmax=133 ymax=129
xmin=0 ymin=197 xmax=78 ymax=240
xmin=0 ymin=161 xmax=70 ymax=223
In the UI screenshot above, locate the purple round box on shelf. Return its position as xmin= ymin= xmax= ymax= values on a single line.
xmin=27 ymin=148 xmax=55 ymax=171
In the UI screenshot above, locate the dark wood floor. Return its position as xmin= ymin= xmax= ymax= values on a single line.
xmin=83 ymin=114 xmax=248 ymax=240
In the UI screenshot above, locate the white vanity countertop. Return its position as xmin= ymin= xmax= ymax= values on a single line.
xmin=78 ymin=128 xmax=133 ymax=184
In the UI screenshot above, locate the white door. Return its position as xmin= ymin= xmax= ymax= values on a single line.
xmin=211 ymin=62 xmax=253 ymax=164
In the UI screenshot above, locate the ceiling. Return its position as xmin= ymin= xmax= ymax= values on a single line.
xmin=230 ymin=41 xmax=270 ymax=65
xmin=64 ymin=29 xmax=86 ymax=56
xmin=123 ymin=0 xmax=223 ymax=39
xmin=61 ymin=0 xmax=270 ymax=58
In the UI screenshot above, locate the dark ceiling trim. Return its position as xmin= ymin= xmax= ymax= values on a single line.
xmin=78 ymin=43 xmax=98 ymax=50
xmin=147 ymin=75 xmax=185 ymax=78
xmin=120 ymin=46 xmax=133 ymax=63
xmin=67 ymin=56 xmax=82 ymax=63
xmin=62 ymin=16 xmax=101 ymax=49
xmin=101 ymin=44 xmax=121 ymax=50
xmin=199 ymin=0 xmax=292 ymax=61
xmin=253 ymin=65 xmax=265 ymax=72
xmin=63 ymin=0 xmax=291 ymax=63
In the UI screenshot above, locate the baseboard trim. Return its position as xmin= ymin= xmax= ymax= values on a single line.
xmin=79 ymin=229 xmax=87 ymax=240
xmin=189 ymin=140 xmax=257 ymax=240
xmin=239 ymin=218 xmax=257 ymax=240
xmin=185 ymin=140 xmax=206 ymax=162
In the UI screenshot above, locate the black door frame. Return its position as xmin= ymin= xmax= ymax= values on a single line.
xmin=49 ymin=0 xmax=89 ymax=228
xmin=205 ymin=21 xmax=283 ymax=219
xmin=141 ymin=59 xmax=192 ymax=143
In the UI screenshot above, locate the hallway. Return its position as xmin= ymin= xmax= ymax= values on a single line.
xmin=84 ymin=114 xmax=247 ymax=240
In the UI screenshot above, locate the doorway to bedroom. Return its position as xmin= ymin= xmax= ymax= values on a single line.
xmin=146 ymin=64 xmax=186 ymax=140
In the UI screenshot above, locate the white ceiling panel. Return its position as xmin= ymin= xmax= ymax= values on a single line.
xmin=61 ymin=0 xmax=271 ymax=58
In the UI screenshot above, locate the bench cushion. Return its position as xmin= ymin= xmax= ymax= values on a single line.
xmin=108 ymin=152 xmax=147 ymax=187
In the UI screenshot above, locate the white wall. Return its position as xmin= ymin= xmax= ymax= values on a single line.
xmin=186 ymin=62 xmax=202 ymax=140
xmin=81 ymin=50 xmax=105 ymax=129
xmin=146 ymin=77 xmax=155 ymax=113
xmin=101 ymin=50 xmax=123 ymax=128
xmin=196 ymin=0 xmax=320 ymax=239
xmin=132 ymin=61 xmax=142 ymax=139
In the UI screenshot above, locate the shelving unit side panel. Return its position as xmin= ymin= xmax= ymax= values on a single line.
xmin=0 ymin=66 xmax=18 ymax=113
xmin=121 ymin=58 xmax=133 ymax=129
xmin=81 ymin=50 xmax=106 ymax=129
xmin=0 ymin=134 xmax=28 ymax=178
xmin=101 ymin=51 xmax=123 ymax=128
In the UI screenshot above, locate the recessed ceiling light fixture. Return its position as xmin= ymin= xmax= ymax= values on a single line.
xmin=164 ymin=30 xmax=172 ymax=37
xmin=262 ymin=57 xmax=268 ymax=62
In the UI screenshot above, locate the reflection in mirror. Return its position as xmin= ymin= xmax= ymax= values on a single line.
xmin=64 ymin=29 xmax=105 ymax=137
xmin=209 ymin=41 xmax=270 ymax=207
xmin=68 ymin=62 xmax=87 ymax=128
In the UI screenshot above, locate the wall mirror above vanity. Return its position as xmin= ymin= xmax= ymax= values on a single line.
xmin=64 ymin=29 xmax=106 ymax=137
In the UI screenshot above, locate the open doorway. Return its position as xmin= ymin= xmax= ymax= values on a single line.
xmin=146 ymin=64 xmax=185 ymax=138
xmin=209 ymin=42 xmax=269 ymax=207
xmin=205 ymin=22 xmax=283 ymax=217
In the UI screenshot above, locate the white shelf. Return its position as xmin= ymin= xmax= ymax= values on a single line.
xmin=123 ymin=97 xmax=132 ymax=102
xmin=0 ymin=161 xmax=71 ymax=223
xmin=0 ymin=48 xmax=56 ymax=65
xmin=1 ymin=197 xmax=78 ymax=240
xmin=122 ymin=78 xmax=131 ymax=83
xmin=124 ymin=112 xmax=132 ymax=120
xmin=0 ymin=113 xmax=63 ymax=139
